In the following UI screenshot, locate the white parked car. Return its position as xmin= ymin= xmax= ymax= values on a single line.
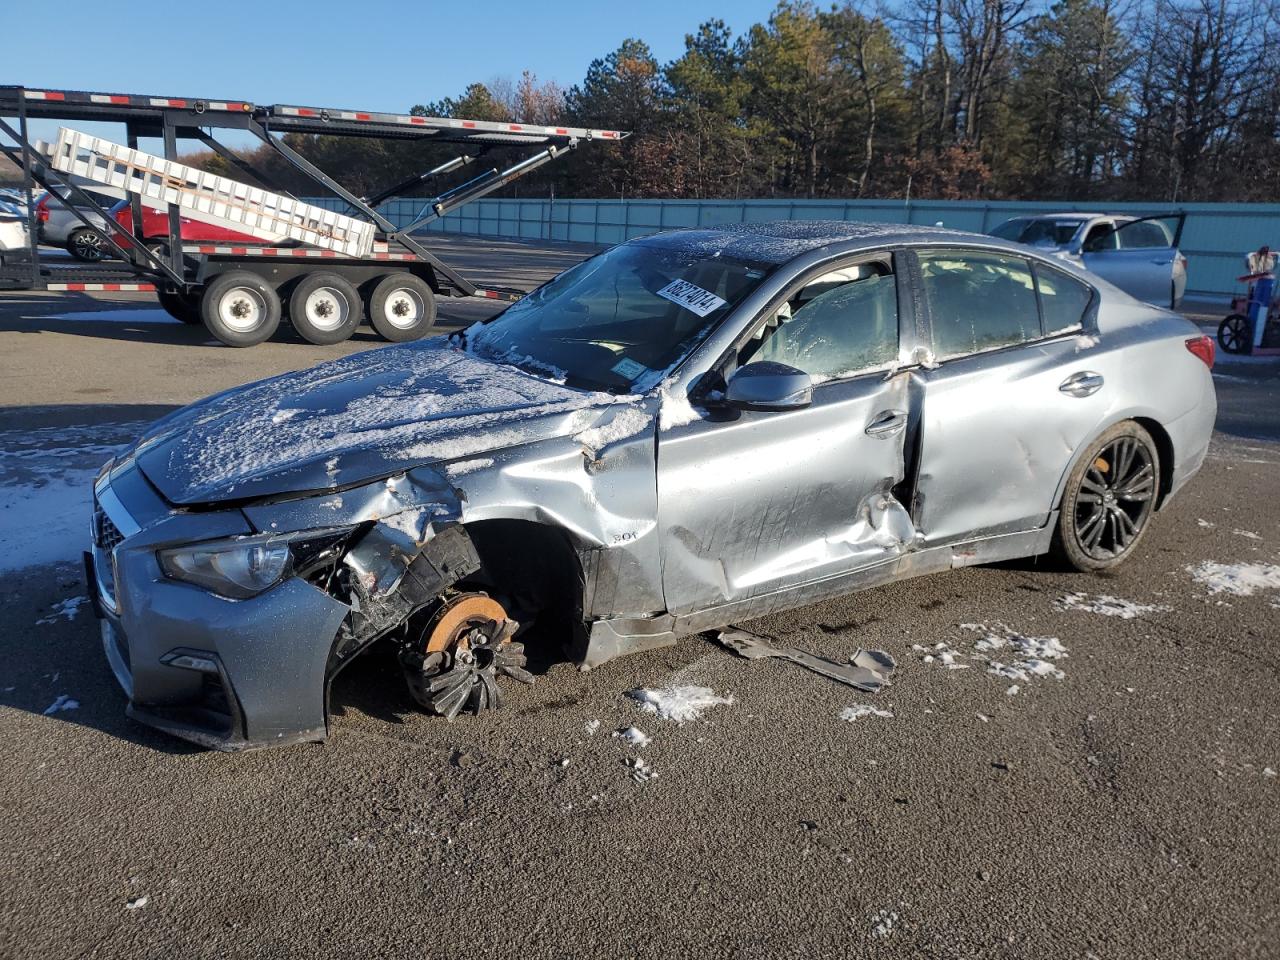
xmin=990 ymin=213 xmax=1187 ymax=309
xmin=0 ymin=199 xmax=29 ymax=255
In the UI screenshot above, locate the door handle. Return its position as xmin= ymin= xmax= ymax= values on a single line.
xmin=865 ymin=409 xmax=907 ymax=438
xmin=1150 ymin=258 xmax=1174 ymax=265
xmin=1059 ymin=371 xmax=1104 ymax=398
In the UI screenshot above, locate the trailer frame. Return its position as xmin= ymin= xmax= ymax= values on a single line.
xmin=0 ymin=85 xmax=626 ymax=343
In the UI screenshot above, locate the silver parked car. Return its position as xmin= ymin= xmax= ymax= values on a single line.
xmin=87 ymin=222 xmax=1216 ymax=750
xmin=36 ymin=183 xmax=126 ymax=261
xmin=990 ymin=213 xmax=1188 ymax=309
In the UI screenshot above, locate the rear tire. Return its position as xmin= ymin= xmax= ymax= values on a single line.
xmin=288 ymin=272 xmax=362 ymax=345
xmin=367 ymin=273 xmax=437 ymax=342
xmin=1053 ymin=421 xmax=1161 ymax=572
xmin=200 ymin=271 xmax=281 ymax=347
xmin=68 ymin=228 xmax=107 ymax=262
xmin=157 ymin=288 xmax=202 ymax=325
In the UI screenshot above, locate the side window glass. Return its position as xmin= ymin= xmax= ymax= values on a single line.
xmin=750 ymin=263 xmax=899 ymax=380
xmin=1116 ymin=220 xmax=1173 ymax=249
xmin=919 ymin=251 xmax=1040 ymax=358
xmin=1082 ymin=224 xmax=1117 ymax=252
xmin=1034 ymin=264 xmax=1093 ymax=334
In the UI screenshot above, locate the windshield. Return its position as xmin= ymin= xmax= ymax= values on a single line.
xmin=467 ymin=242 xmax=772 ymax=393
xmin=991 ymin=218 xmax=1083 ymax=247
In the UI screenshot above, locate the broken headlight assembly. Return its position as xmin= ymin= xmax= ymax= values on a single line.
xmin=158 ymin=528 xmax=353 ymax=600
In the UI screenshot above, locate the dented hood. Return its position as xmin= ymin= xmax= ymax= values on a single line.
xmin=133 ymin=340 xmax=618 ymax=505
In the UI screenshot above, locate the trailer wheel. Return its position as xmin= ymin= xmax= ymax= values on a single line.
xmin=289 ymin=272 xmax=363 ymax=345
xmin=367 ymin=274 xmax=437 ymax=342
xmin=157 ymin=288 xmax=203 ymax=325
xmin=200 ymin=271 xmax=281 ymax=347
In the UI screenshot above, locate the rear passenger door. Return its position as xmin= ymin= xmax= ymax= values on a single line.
xmin=910 ymin=249 xmax=1105 ymax=544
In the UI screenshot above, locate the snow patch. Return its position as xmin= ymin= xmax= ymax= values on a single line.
xmin=583 ymin=719 xmax=601 ymax=736
xmin=1233 ymin=529 xmax=1262 ymax=541
xmin=1056 ymin=592 xmax=1170 ymax=619
xmin=1187 ymin=561 xmax=1280 ymax=596
xmin=444 ymin=457 xmax=494 ymax=478
xmin=869 ymin=908 xmax=899 ymax=939
xmin=36 ymin=595 xmax=88 ymax=625
xmin=42 ymin=695 xmax=80 ymax=715
xmin=840 ymin=705 xmax=893 ymax=722
xmin=271 ymin=409 xmax=302 ymax=424
xmin=125 ymin=896 xmax=148 ymax=910
xmin=624 ymin=756 xmax=658 ymax=784
xmin=626 ymin=685 xmax=732 ymax=724
xmin=573 ymin=407 xmax=652 ymax=457
xmin=613 ymin=726 xmax=650 ymax=747
xmin=911 ymin=641 xmax=969 ymax=669
xmin=658 ymin=381 xmax=703 ymax=430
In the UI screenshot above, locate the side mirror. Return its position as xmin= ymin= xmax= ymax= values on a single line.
xmin=725 ymin=361 xmax=813 ymax=412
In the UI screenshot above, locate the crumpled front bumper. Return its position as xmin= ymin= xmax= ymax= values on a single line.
xmin=88 ymin=463 xmax=349 ymax=751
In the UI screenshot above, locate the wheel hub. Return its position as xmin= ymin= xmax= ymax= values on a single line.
xmin=400 ymin=594 xmax=533 ymax=719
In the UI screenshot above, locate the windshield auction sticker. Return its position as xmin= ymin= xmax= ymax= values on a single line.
xmin=656 ymin=279 xmax=727 ymax=317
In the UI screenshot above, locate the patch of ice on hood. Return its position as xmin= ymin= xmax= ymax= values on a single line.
xmin=1056 ymin=593 xmax=1170 ymax=619
xmin=272 ymin=409 xmax=303 ymax=424
xmin=574 ymin=407 xmax=652 ymax=457
xmin=626 ymin=685 xmax=733 ymax=723
xmin=840 ymin=705 xmax=893 ymax=721
xmin=36 ymin=596 xmax=88 ymax=625
xmin=1187 ymin=561 xmax=1280 ymax=596
xmin=159 ymin=343 xmax=622 ymax=495
xmin=444 ymin=457 xmax=494 ymax=477
xmin=658 ymin=380 xmax=703 ymax=430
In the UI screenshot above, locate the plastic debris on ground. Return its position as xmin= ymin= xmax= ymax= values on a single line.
xmin=125 ymin=896 xmax=148 ymax=910
xmin=715 ymin=627 xmax=895 ymax=693
xmin=840 ymin=705 xmax=893 ymax=722
xmin=626 ymin=685 xmax=733 ymax=724
xmin=1187 ymin=561 xmax=1280 ymax=597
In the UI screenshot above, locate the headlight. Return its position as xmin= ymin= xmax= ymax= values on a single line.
xmin=158 ymin=528 xmax=350 ymax=600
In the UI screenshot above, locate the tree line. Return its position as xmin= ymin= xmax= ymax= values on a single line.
xmin=191 ymin=0 xmax=1280 ymax=204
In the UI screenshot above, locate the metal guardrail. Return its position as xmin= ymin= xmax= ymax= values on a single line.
xmin=306 ymin=196 xmax=1280 ymax=300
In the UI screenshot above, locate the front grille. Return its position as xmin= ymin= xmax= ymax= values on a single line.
xmin=93 ymin=503 xmax=124 ymax=551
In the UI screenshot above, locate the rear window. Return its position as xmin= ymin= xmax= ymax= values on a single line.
xmin=1034 ymin=264 xmax=1093 ymax=333
xmin=919 ymin=251 xmax=1041 ymax=358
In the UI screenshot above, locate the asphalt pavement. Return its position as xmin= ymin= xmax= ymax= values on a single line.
xmin=1 ymin=236 xmax=1277 ymax=959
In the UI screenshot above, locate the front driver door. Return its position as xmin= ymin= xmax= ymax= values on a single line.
xmin=656 ymin=253 xmax=916 ymax=618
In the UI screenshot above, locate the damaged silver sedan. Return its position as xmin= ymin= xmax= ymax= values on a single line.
xmin=86 ymin=222 xmax=1217 ymax=750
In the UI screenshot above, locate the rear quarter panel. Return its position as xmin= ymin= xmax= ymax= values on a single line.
xmin=1049 ymin=298 xmax=1215 ymax=510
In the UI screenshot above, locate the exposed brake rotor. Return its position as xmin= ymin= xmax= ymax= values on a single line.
xmin=400 ymin=593 xmax=534 ymax=720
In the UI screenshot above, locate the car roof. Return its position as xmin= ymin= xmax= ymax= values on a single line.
xmin=631 ymin=219 xmax=1000 ymax=265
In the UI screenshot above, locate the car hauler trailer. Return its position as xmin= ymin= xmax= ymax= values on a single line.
xmin=0 ymin=85 xmax=626 ymax=345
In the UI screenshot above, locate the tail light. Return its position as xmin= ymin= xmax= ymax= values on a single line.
xmin=1178 ymin=255 xmax=1188 ymax=272
xmin=35 ymin=194 xmax=50 ymax=223
xmin=1185 ymin=335 xmax=1214 ymax=369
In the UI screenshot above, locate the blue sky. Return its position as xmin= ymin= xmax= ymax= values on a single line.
xmin=6 ymin=0 xmax=780 ymax=113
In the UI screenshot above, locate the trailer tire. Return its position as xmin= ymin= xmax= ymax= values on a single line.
xmin=289 ymin=272 xmax=363 ymax=345
xmin=157 ymin=288 xmax=203 ymax=325
xmin=367 ymin=274 xmax=437 ymax=342
xmin=200 ymin=271 xmax=281 ymax=347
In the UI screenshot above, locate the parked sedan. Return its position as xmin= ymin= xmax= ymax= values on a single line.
xmin=35 ymin=184 xmax=127 ymax=260
xmin=0 ymin=199 xmax=29 ymax=255
xmin=87 ymin=221 xmax=1216 ymax=750
xmin=990 ymin=213 xmax=1187 ymax=309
